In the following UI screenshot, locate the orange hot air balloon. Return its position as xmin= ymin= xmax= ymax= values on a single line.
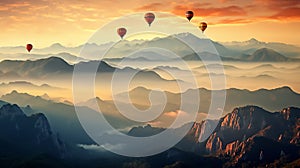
xmin=26 ymin=44 xmax=33 ymax=52
xmin=144 ymin=12 xmax=155 ymax=27
xmin=185 ymin=11 xmax=194 ymax=21
xmin=199 ymin=22 xmax=207 ymax=33
xmin=117 ymin=27 xmax=127 ymax=39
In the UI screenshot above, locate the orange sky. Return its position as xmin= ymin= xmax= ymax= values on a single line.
xmin=0 ymin=0 xmax=300 ymax=47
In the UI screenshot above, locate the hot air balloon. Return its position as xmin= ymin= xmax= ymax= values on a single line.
xmin=26 ymin=44 xmax=33 ymax=52
xmin=185 ymin=11 xmax=194 ymax=21
xmin=144 ymin=12 xmax=155 ymax=27
xmin=199 ymin=22 xmax=207 ymax=33
xmin=117 ymin=27 xmax=127 ymax=39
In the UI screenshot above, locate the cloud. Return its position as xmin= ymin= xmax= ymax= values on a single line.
xmin=269 ymin=7 xmax=300 ymax=20
xmin=135 ymin=2 xmax=164 ymax=11
xmin=147 ymin=121 xmax=163 ymax=127
xmin=1 ymin=0 xmax=299 ymax=47
xmin=77 ymin=144 xmax=106 ymax=151
xmin=78 ymin=143 xmax=125 ymax=152
xmin=172 ymin=4 xmax=247 ymax=17
xmin=255 ymin=0 xmax=300 ymax=10
xmin=164 ymin=111 xmax=178 ymax=117
xmin=168 ymin=1 xmax=300 ymax=24
xmin=215 ymin=18 xmax=253 ymax=24
xmin=101 ymin=143 xmax=125 ymax=151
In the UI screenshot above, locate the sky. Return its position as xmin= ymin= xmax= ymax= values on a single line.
xmin=0 ymin=0 xmax=300 ymax=47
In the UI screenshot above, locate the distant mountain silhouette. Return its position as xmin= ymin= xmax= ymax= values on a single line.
xmin=195 ymin=63 xmax=240 ymax=70
xmin=119 ymin=86 xmax=300 ymax=113
xmin=243 ymin=48 xmax=290 ymax=62
xmin=0 ymin=81 xmax=64 ymax=90
xmin=221 ymin=38 xmax=300 ymax=57
xmin=1 ymin=33 xmax=299 ymax=60
xmin=0 ymin=56 xmax=117 ymax=77
xmin=194 ymin=63 xmax=296 ymax=73
xmin=0 ymin=57 xmax=73 ymax=78
xmin=182 ymin=51 xmax=239 ymax=61
xmin=182 ymin=48 xmax=300 ymax=62
xmin=0 ymin=52 xmax=87 ymax=64
xmin=104 ymin=49 xmax=181 ymax=62
xmin=0 ymin=57 xmax=174 ymax=83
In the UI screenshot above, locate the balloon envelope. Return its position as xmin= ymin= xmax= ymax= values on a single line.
xmin=117 ymin=28 xmax=127 ymax=39
xmin=199 ymin=22 xmax=207 ymax=32
xmin=144 ymin=13 xmax=155 ymax=26
xmin=185 ymin=11 xmax=194 ymax=21
xmin=26 ymin=44 xmax=33 ymax=52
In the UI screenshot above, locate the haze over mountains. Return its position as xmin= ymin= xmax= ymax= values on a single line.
xmin=0 ymin=55 xmax=299 ymax=99
xmin=1 ymin=98 xmax=298 ymax=167
xmin=2 ymin=85 xmax=300 ymax=130
xmin=181 ymin=48 xmax=299 ymax=62
xmin=0 ymin=33 xmax=299 ymax=62
xmin=118 ymin=86 xmax=300 ymax=114
xmin=0 ymin=56 xmax=162 ymax=76
xmin=128 ymin=106 xmax=300 ymax=167
xmin=221 ymin=38 xmax=300 ymax=57
xmin=0 ymin=31 xmax=299 ymax=167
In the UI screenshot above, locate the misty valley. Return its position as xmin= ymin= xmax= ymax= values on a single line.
xmin=0 ymin=34 xmax=299 ymax=167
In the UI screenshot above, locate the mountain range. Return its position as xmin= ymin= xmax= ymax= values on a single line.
xmin=128 ymin=105 xmax=300 ymax=167
xmin=0 ymin=57 xmax=73 ymax=79
xmin=0 ymin=91 xmax=94 ymax=145
xmin=0 ymin=81 xmax=64 ymax=91
xmin=0 ymin=103 xmax=66 ymax=158
xmin=0 ymin=57 xmax=173 ymax=81
xmin=0 ymin=57 xmax=187 ymax=94
xmin=0 ymin=52 xmax=88 ymax=64
xmin=1 ymin=33 xmax=299 ymax=62
xmin=182 ymin=48 xmax=300 ymax=62
xmin=0 ymin=91 xmax=151 ymax=145
xmin=221 ymin=38 xmax=300 ymax=57
xmin=117 ymin=86 xmax=300 ymax=113
xmin=194 ymin=63 xmax=299 ymax=72
xmin=0 ymin=95 xmax=299 ymax=167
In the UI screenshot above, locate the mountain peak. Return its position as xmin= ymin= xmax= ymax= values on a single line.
xmin=36 ymin=56 xmax=73 ymax=73
xmin=0 ymin=103 xmax=66 ymax=158
xmin=248 ymin=38 xmax=259 ymax=43
xmin=41 ymin=93 xmax=50 ymax=100
xmin=247 ymin=47 xmax=288 ymax=62
xmin=130 ymin=86 xmax=151 ymax=93
xmin=0 ymin=104 xmax=25 ymax=117
xmin=41 ymin=56 xmax=68 ymax=62
xmin=175 ymin=32 xmax=194 ymax=37
xmin=242 ymin=38 xmax=263 ymax=45
xmin=254 ymin=47 xmax=279 ymax=54
xmin=174 ymin=32 xmax=201 ymax=40
xmin=280 ymin=107 xmax=300 ymax=121
xmin=10 ymin=90 xmax=19 ymax=95
xmin=49 ymin=43 xmax=64 ymax=48
xmin=277 ymin=86 xmax=294 ymax=92
xmin=228 ymin=105 xmax=268 ymax=118
xmin=220 ymin=105 xmax=270 ymax=131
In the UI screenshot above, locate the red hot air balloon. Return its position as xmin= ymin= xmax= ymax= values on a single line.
xmin=117 ymin=27 xmax=127 ymax=39
xmin=199 ymin=22 xmax=207 ymax=33
xmin=144 ymin=12 xmax=155 ymax=27
xmin=185 ymin=11 xmax=194 ymax=21
xmin=26 ymin=44 xmax=33 ymax=52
